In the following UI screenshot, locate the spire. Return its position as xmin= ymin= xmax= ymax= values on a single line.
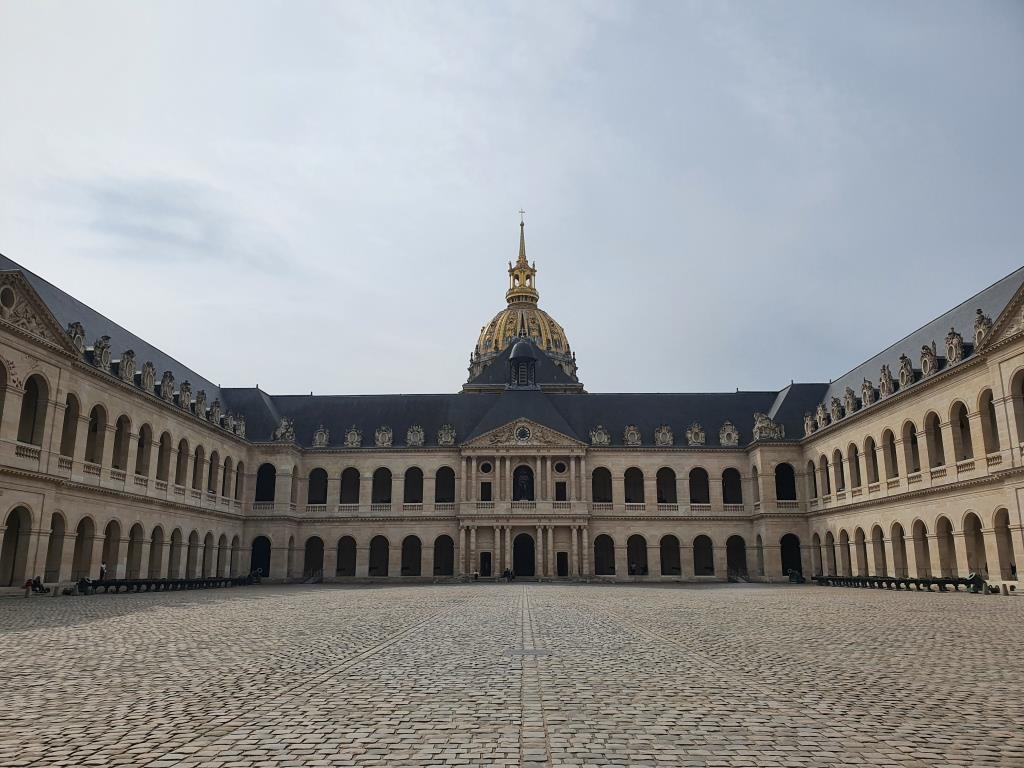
xmin=506 ymin=211 xmax=539 ymax=305
xmin=517 ymin=209 xmax=528 ymax=266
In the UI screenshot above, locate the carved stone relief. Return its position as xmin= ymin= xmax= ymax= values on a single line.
xmin=623 ymin=425 xmax=642 ymax=446
xmin=375 ymin=425 xmax=393 ymax=448
xmin=118 ymin=349 xmax=136 ymax=383
xmin=66 ymin=322 xmax=85 ymax=353
xmin=344 ymin=425 xmax=363 ymax=448
xmin=844 ymin=386 xmax=858 ymax=415
xmin=92 ymin=336 xmax=111 ymax=372
xmin=752 ymin=412 xmax=784 ymax=441
xmin=815 ymin=403 xmax=830 ymax=430
xmin=830 ymin=397 xmax=844 ymax=423
xmin=141 ymin=361 xmax=156 ymax=394
xmin=898 ymin=354 xmax=914 ymax=389
xmin=974 ymin=308 xmax=993 ymax=347
xmin=861 ymin=378 xmax=876 ymax=407
xmin=879 ymin=364 xmax=895 ymax=397
xmin=160 ymin=371 xmax=175 ymax=401
xmin=437 ymin=423 xmax=456 ymax=446
xmin=920 ymin=342 xmax=937 ymax=377
xmin=272 ymin=417 xmax=295 ymax=442
xmin=406 ymin=424 xmax=425 ymax=447
xmin=654 ymin=424 xmax=673 ymax=447
xmin=685 ymin=422 xmax=705 ymax=446
xmin=589 ymin=425 xmax=610 ymax=447
xmin=312 ymin=424 xmax=330 ymax=448
xmin=719 ymin=421 xmax=739 ymax=447
xmin=945 ymin=327 xmax=964 ymax=364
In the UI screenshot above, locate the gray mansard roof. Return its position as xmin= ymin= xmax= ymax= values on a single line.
xmin=2 ymin=248 xmax=1021 ymax=449
xmin=0 ymin=252 xmax=221 ymax=397
xmin=821 ymin=266 xmax=1024 ymax=405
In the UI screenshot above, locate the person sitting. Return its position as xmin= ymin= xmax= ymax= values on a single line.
xmin=31 ymin=576 xmax=50 ymax=594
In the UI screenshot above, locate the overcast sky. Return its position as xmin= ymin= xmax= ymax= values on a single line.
xmin=1 ymin=2 xmax=1021 ymax=395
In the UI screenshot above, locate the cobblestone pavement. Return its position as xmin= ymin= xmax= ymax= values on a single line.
xmin=1 ymin=583 xmax=1022 ymax=767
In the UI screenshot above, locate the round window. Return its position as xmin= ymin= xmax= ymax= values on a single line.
xmin=554 ymin=461 xmax=567 ymax=474
xmin=515 ymin=426 xmax=532 ymax=442
xmin=480 ymin=461 xmax=492 ymax=474
xmin=0 ymin=286 xmax=15 ymax=310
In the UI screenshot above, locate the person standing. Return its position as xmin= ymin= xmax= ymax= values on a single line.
xmin=99 ymin=561 xmax=108 ymax=580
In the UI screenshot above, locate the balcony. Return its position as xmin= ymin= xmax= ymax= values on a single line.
xmin=369 ymin=503 xmax=391 ymax=513
xmin=689 ymin=503 xmax=711 ymax=514
xmin=886 ymin=478 xmax=900 ymax=490
xmin=306 ymin=504 xmax=328 ymax=514
xmin=623 ymin=502 xmax=645 ymax=512
xmin=723 ymin=503 xmax=745 ymax=513
xmin=510 ymin=501 xmax=536 ymax=511
xmin=133 ymin=474 xmax=148 ymax=489
xmin=475 ymin=501 xmax=495 ymax=511
xmin=591 ymin=502 xmax=613 ymax=512
xmin=552 ymin=501 xmax=572 ymax=511
xmin=929 ymin=466 xmax=947 ymax=481
xmin=868 ymin=482 xmax=880 ymax=494
xmin=955 ymin=459 xmax=975 ymax=474
xmin=435 ymin=502 xmax=456 ymax=512
xmin=57 ymin=455 xmax=73 ymax=472
xmin=657 ymin=503 xmax=679 ymax=513
xmin=986 ymin=452 xmax=1002 ymax=469
xmin=14 ymin=442 xmax=41 ymax=460
xmin=403 ymin=503 xmax=423 ymax=512
xmin=776 ymin=500 xmax=800 ymax=509
xmin=83 ymin=461 xmax=101 ymax=477
xmin=907 ymin=472 xmax=923 ymax=485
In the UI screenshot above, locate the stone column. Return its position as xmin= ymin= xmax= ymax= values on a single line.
xmin=582 ymin=526 xmax=591 ymax=576
xmin=536 ymin=525 xmax=544 ymax=576
xmin=680 ymin=539 xmax=695 ymax=578
xmin=981 ymin=528 xmax=1002 ymax=580
xmin=569 ymin=526 xmax=578 ymax=576
xmin=580 ymin=455 xmax=588 ymax=502
xmin=323 ymin=544 xmax=337 ymax=581
xmin=457 ymin=527 xmax=465 ymax=576
xmin=71 ymin=414 xmax=91 ymax=481
xmin=100 ymin=424 xmax=116 ymax=479
xmin=967 ymin=412 xmax=988 ymax=463
xmin=137 ymin=539 xmax=151 ymax=580
xmin=353 ymin=543 xmax=369 ymax=577
xmin=857 ymin=450 xmax=871 ymax=488
xmin=111 ymin=537 xmax=129 ymax=579
xmin=881 ymin=538 xmax=896 ymax=577
xmin=468 ymin=458 xmax=476 ymax=503
xmin=612 ymin=471 xmax=624 ymax=510
xmin=1010 ymin=525 xmax=1024 ymax=580
xmin=492 ymin=524 xmax=501 ymax=572
xmin=643 ymin=475 xmax=657 ymax=508
xmin=151 ymin=538 xmax=168 ymax=578
xmin=763 ymin=545 xmax=783 ymax=580
xmin=424 ymin=474 xmax=436 ymax=513
xmin=505 ymin=526 xmax=512 ymax=573
xmin=546 ymin=526 xmax=554 ymax=575
xmin=614 ymin=543 xmax=627 ymax=578
xmin=952 ymin=532 xmax=972 ymax=577
xmin=422 ymin=541 xmax=434 ymax=578
xmin=646 ymin=542 xmax=660 ymax=577
xmin=568 ymin=456 xmax=576 ymax=501
xmin=360 ymin=473 xmax=373 ymax=507
xmin=326 ymin=475 xmax=340 ymax=507
xmin=469 ymin=526 xmax=477 ymax=574
xmin=864 ymin=538 xmax=877 ymax=576
xmin=926 ymin=534 xmax=944 ymax=577
xmin=58 ymin=532 xmax=77 ymax=582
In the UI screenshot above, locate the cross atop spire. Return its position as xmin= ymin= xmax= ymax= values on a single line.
xmin=517 ymin=210 xmax=528 ymax=265
xmin=506 ymin=214 xmax=538 ymax=305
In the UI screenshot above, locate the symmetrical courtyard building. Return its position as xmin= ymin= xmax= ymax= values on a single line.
xmin=0 ymin=224 xmax=1022 ymax=588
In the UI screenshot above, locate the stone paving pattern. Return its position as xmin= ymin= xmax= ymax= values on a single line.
xmin=1 ymin=583 xmax=1022 ymax=767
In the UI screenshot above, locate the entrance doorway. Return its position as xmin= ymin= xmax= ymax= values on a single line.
xmin=512 ymin=533 xmax=535 ymax=576
xmin=513 ymin=465 xmax=535 ymax=501
xmin=556 ymin=551 xmax=568 ymax=577
xmin=479 ymin=551 xmax=492 ymax=577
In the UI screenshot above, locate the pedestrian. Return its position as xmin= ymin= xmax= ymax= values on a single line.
xmin=99 ymin=561 xmax=108 ymax=580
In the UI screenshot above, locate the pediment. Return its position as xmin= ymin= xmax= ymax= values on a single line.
xmin=979 ymin=280 xmax=1024 ymax=352
xmin=0 ymin=272 xmax=80 ymax=355
xmin=465 ymin=418 xmax=583 ymax=449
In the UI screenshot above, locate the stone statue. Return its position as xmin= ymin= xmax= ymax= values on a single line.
xmin=178 ymin=381 xmax=192 ymax=410
xmin=375 ymin=425 xmax=393 ymax=448
xmin=719 ymin=421 xmax=739 ymax=447
xmin=160 ymin=371 xmax=175 ymax=401
xmin=118 ymin=349 xmax=136 ymax=382
xmin=844 ymin=386 xmax=858 ymax=415
xmin=623 ymin=425 xmax=642 ymax=446
xmin=861 ymin=378 xmax=875 ymax=407
xmin=803 ymin=412 xmax=815 ymax=437
xmin=879 ymin=364 xmax=894 ymax=397
xmin=194 ymin=390 xmax=207 ymax=419
xmin=898 ymin=354 xmax=914 ymax=389
xmin=974 ymin=308 xmax=993 ymax=347
xmin=406 ymin=425 xmax=425 ymax=447
xmin=815 ymin=403 xmax=830 ymax=430
xmin=589 ymin=425 xmax=610 ymax=447
xmin=686 ymin=422 xmax=706 ymax=446
xmin=752 ymin=412 xmax=784 ymax=441
xmin=345 ymin=425 xmax=363 ymax=448
xmin=945 ymin=327 xmax=964 ymax=364
xmin=209 ymin=399 xmax=222 ymax=425
xmin=141 ymin=361 xmax=156 ymax=394
xmin=92 ymin=335 xmax=111 ymax=371
xmin=437 ymin=423 xmax=456 ymax=446
xmin=654 ymin=424 xmax=673 ymax=447
xmin=920 ymin=342 xmax=937 ymax=377
xmin=272 ymin=417 xmax=295 ymax=442
xmin=830 ymin=397 xmax=844 ymax=423
xmin=312 ymin=424 xmax=330 ymax=448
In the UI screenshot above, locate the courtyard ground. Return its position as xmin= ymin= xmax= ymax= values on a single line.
xmin=0 ymin=583 xmax=1021 ymax=767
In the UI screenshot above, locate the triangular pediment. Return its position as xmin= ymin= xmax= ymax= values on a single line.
xmin=465 ymin=417 xmax=583 ymax=449
xmin=979 ymin=279 xmax=1024 ymax=351
xmin=0 ymin=271 xmax=80 ymax=355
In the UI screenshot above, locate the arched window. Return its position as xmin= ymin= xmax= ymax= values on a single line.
xmin=16 ymin=374 xmax=48 ymax=446
xmin=1012 ymin=370 xmax=1024 ymax=443
xmin=979 ymin=389 xmax=1000 ymax=454
xmin=111 ymin=415 xmax=131 ymax=470
xmin=902 ymin=422 xmax=921 ymax=473
xmin=881 ymin=429 xmax=899 ymax=479
xmin=59 ymin=394 xmax=80 ymax=457
xmin=722 ymin=468 xmax=743 ymax=504
xmin=372 ymin=468 xmax=392 ymax=504
xmin=207 ymin=450 xmax=220 ymax=492
xmin=751 ymin=466 xmax=760 ymax=503
xmin=340 ymin=467 xmax=360 ymax=504
xmin=863 ymin=437 xmax=879 ymax=484
xmin=818 ymin=455 xmax=831 ymax=495
xmin=655 ymin=468 xmax=677 ymax=504
xmin=950 ymin=401 xmax=973 ymax=461
xmin=846 ymin=444 xmax=861 ymax=488
xmin=806 ymin=460 xmax=818 ymax=498
xmin=688 ymin=468 xmax=710 ymax=504
xmin=135 ymin=423 xmax=153 ymax=476
xmin=234 ymin=461 xmax=245 ymax=500
xmin=404 ymin=467 xmax=424 ymax=504
xmin=693 ymin=535 xmax=714 ymax=575
xmin=221 ymin=457 xmax=233 ymax=497
xmin=191 ymin=446 xmax=206 ymax=490
xmin=624 ymin=468 xmax=644 ymax=504
xmin=774 ymin=463 xmax=796 ymax=501
xmin=626 ymin=534 xmax=648 ymax=575
xmin=307 ymin=468 xmax=328 ymax=504
xmin=924 ymin=412 xmax=945 ymax=467
xmin=435 ymin=466 xmax=455 ymax=504
xmin=255 ymin=463 xmax=276 ymax=502
xmin=84 ymin=405 xmax=107 ymax=464
xmin=154 ymin=434 xmax=171 ymax=481
xmin=174 ymin=439 xmax=189 ymax=485
xmin=591 ymin=467 xmax=613 ymax=503
xmin=831 ymin=449 xmax=845 ymax=491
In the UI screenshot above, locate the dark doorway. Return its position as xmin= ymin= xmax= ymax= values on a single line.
xmin=556 ymin=551 xmax=568 ymax=577
xmin=626 ymin=534 xmax=648 ymax=575
xmin=726 ymin=535 xmax=747 ymax=579
xmin=513 ymin=533 xmax=535 ymax=576
xmin=480 ymin=481 xmax=492 ymax=501
xmin=401 ymin=536 xmax=421 ymax=576
xmin=780 ymin=533 xmax=802 ymax=576
xmin=660 ymin=535 xmax=681 ymax=575
xmin=555 ymin=481 xmax=567 ymax=501
xmin=337 ymin=536 xmax=356 ymax=576
xmin=433 ymin=535 xmax=454 ymax=575
xmin=304 ymin=537 xmax=324 ymax=577
xmin=594 ymin=534 xmax=615 ymax=575
xmin=479 ymin=551 xmax=492 ymax=577
xmin=250 ymin=536 xmax=271 ymax=577
xmin=369 ymin=535 xmax=389 ymax=576
xmin=693 ymin=535 xmax=714 ymax=575
xmin=513 ymin=465 xmax=535 ymax=501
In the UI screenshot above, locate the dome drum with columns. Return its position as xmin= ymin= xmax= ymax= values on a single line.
xmin=469 ymin=219 xmax=577 ymax=381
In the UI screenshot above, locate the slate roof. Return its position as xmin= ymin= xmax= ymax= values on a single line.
xmin=0 ymin=252 xmax=221 ymax=397
xmin=821 ymin=266 xmax=1024 ymax=404
xmin=464 ymin=336 xmax=581 ymax=391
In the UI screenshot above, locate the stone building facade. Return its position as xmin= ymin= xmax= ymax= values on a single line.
xmin=0 ymin=228 xmax=1022 ymax=588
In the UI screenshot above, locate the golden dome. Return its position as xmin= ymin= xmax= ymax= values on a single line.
xmin=469 ymin=219 xmax=578 ymax=381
